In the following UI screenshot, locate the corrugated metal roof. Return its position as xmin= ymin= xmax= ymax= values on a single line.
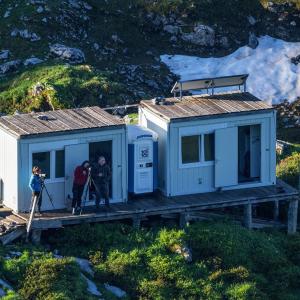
xmin=0 ymin=106 xmax=125 ymax=138
xmin=140 ymin=92 xmax=274 ymax=122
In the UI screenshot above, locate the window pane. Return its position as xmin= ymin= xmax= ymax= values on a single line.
xmin=204 ymin=133 xmax=215 ymax=161
xmin=181 ymin=135 xmax=200 ymax=164
xmin=32 ymin=152 xmax=50 ymax=179
xmin=55 ymin=150 xmax=65 ymax=178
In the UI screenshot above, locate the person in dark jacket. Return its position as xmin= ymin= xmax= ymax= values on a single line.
xmin=72 ymin=160 xmax=90 ymax=215
xmin=91 ymin=156 xmax=111 ymax=210
xmin=28 ymin=166 xmax=43 ymax=215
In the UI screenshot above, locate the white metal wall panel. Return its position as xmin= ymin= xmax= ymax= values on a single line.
xmin=140 ymin=108 xmax=169 ymax=195
xmin=0 ymin=130 xmax=18 ymax=211
xmin=15 ymin=128 xmax=127 ymax=212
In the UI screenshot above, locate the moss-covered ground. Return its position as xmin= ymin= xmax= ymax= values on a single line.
xmin=0 ymin=222 xmax=299 ymax=300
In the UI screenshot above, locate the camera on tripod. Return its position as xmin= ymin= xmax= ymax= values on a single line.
xmin=39 ymin=173 xmax=47 ymax=180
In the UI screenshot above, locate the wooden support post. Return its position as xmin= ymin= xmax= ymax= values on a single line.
xmin=132 ymin=216 xmax=141 ymax=229
xmin=31 ymin=229 xmax=42 ymax=244
xmin=273 ymin=200 xmax=280 ymax=222
xmin=179 ymin=213 xmax=189 ymax=228
xmin=243 ymin=203 xmax=252 ymax=229
xmin=288 ymin=199 xmax=298 ymax=235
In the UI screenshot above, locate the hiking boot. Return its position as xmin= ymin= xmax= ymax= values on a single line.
xmin=72 ymin=208 xmax=76 ymax=215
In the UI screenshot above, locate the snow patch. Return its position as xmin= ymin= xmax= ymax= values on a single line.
xmin=161 ymin=36 xmax=300 ymax=104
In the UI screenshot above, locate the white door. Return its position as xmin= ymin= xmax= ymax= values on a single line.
xmin=65 ymin=144 xmax=89 ymax=201
xmin=215 ymin=127 xmax=238 ymax=188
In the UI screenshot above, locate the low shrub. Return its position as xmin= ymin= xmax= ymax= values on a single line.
xmin=276 ymin=152 xmax=300 ymax=188
xmin=19 ymin=257 xmax=87 ymax=300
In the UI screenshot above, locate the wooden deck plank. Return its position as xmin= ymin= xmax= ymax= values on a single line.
xmin=14 ymin=181 xmax=299 ymax=229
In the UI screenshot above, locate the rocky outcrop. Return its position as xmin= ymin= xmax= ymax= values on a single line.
xmin=104 ymin=283 xmax=127 ymax=298
xmin=11 ymin=29 xmax=41 ymax=42
xmin=248 ymin=32 xmax=259 ymax=49
xmin=23 ymin=57 xmax=43 ymax=66
xmin=0 ymin=60 xmax=22 ymax=75
xmin=291 ymin=54 xmax=300 ymax=65
xmin=49 ymin=44 xmax=85 ymax=63
xmin=181 ymin=24 xmax=215 ymax=47
xmin=0 ymin=50 xmax=10 ymax=61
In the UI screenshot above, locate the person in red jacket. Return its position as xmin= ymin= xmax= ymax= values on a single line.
xmin=72 ymin=160 xmax=90 ymax=215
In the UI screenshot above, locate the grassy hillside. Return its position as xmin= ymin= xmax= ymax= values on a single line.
xmin=0 ymin=0 xmax=300 ymax=113
xmin=0 ymin=222 xmax=299 ymax=299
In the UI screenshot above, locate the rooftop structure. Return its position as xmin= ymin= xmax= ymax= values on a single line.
xmin=0 ymin=106 xmax=124 ymax=138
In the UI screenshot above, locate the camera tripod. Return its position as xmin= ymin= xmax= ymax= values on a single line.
xmin=26 ymin=179 xmax=55 ymax=240
xmin=80 ymin=168 xmax=101 ymax=215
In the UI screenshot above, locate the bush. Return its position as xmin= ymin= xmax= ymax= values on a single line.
xmin=50 ymin=222 xmax=300 ymax=300
xmin=276 ymin=152 xmax=300 ymax=188
xmin=19 ymin=257 xmax=87 ymax=300
xmin=2 ymin=251 xmax=32 ymax=287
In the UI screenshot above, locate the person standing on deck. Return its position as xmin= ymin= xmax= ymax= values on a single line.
xmin=28 ymin=166 xmax=43 ymax=216
xmin=72 ymin=161 xmax=90 ymax=215
xmin=91 ymin=156 xmax=111 ymax=210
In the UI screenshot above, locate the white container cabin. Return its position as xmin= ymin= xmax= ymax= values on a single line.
xmin=0 ymin=107 xmax=127 ymax=212
xmin=139 ymin=75 xmax=276 ymax=197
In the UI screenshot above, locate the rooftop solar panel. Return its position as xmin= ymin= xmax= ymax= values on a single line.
xmin=171 ymin=74 xmax=249 ymax=95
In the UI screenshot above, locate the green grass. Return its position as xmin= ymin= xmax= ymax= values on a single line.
xmin=0 ymin=222 xmax=299 ymax=299
xmin=47 ymin=222 xmax=300 ymax=300
xmin=0 ymin=63 xmax=123 ymax=113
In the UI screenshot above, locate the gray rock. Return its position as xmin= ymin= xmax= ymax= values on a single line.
xmin=49 ymin=44 xmax=85 ymax=63
xmin=68 ymin=0 xmax=81 ymax=9
xmin=81 ymin=274 xmax=102 ymax=297
xmin=248 ymin=32 xmax=259 ymax=49
xmin=163 ymin=24 xmax=181 ymax=35
xmin=0 ymin=279 xmax=13 ymax=291
xmin=174 ymin=246 xmax=192 ymax=263
xmin=170 ymin=35 xmax=178 ymax=43
xmin=0 ymin=288 xmax=5 ymax=297
xmin=36 ymin=6 xmax=44 ymax=13
xmin=181 ymin=24 xmax=215 ymax=47
xmin=93 ymin=43 xmax=100 ymax=50
xmin=0 ymin=50 xmax=10 ymax=60
xmin=111 ymin=34 xmax=124 ymax=44
xmin=104 ymin=283 xmax=126 ymax=298
xmin=290 ymin=21 xmax=297 ymax=26
xmin=31 ymin=82 xmax=46 ymax=96
xmin=4 ymin=9 xmax=11 ymax=18
xmin=24 ymin=57 xmax=43 ymax=66
xmin=291 ymin=55 xmax=300 ymax=65
xmin=219 ymin=36 xmax=229 ymax=48
xmin=11 ymin=29 xmax=41 ymax=42
xmin=0 ymin=60 xmax=22 ymax=75
xmin=145 ymin=79 xmax=159 ymax=89
xmin=146 ymin=50 xmax=154 ymax=56
xmin=247 ymin=15 xmax=257 ymax=25
xmin=83 ymin=1 xmax=92 ymax=10
xmin=75 ymin=257 xmax=94 ymax=276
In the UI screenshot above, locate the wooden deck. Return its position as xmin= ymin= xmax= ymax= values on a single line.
xmin=15 ymin=179 xmax=299 ymax=230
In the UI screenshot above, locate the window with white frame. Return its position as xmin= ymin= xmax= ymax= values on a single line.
xmin=181 ymin=133 xmax=215 ymax=165
xmin=32 ymin=149 xmax=65 ymax=180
